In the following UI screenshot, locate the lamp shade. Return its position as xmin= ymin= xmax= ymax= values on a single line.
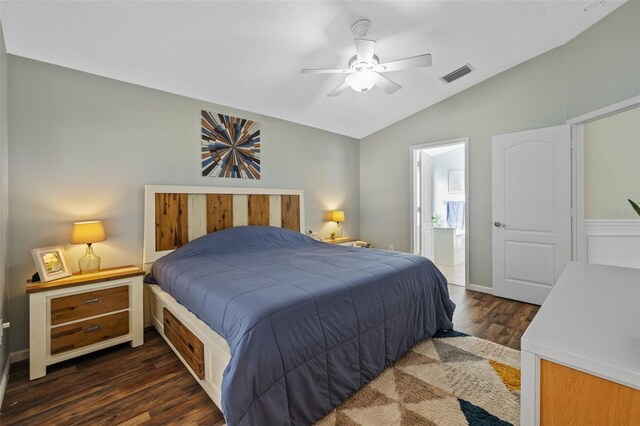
xmin=71 ymin=221 xmax=106 ymax=244
xmin=345 ymin=69 xmax=380 ymax=93
xmin=329 ymin=210 xmax=346 ymax=223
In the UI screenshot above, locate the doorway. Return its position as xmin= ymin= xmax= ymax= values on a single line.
xmin=411 ymin=138 xmax=468 ymax=286
xmin=569 ymin=96 xmax=640 ymax=267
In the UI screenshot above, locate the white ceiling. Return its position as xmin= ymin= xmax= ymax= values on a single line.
xmin=0 ymin=0 xmax=625 ymax=138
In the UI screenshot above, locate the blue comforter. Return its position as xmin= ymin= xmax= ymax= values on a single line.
xmin=150 ymin=226 xmax=455 ymax=425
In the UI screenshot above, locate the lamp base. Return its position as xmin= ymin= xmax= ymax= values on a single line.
xmin=78 ymin=244 xmax=101 ymax=274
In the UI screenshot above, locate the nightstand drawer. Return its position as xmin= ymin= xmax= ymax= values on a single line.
xmin=51 ymin=285 xmax=129 ymax=325
xmin=50 ymin=311 xmax=129 ymax=355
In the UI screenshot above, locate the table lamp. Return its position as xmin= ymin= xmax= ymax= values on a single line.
xmin=71 ymin=220 xmax=106 ymax=273
xmin=329 ymin=210 xmax=345 ymax=238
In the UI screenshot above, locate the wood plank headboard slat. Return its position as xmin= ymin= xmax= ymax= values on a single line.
xmin=248 ymin=194 xmax=270 ymax=226
xmin=206 ymin=194 xmax=233 ymax=233
xmin=281 ymin=195 xmax=300 ymax=231
xmin=155 ymin=193 xmax=189 ymax=251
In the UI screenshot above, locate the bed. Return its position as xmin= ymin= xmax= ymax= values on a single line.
xmin=143 ymin=185 xmax=455 ymax=426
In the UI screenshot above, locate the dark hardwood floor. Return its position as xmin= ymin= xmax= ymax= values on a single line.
xmin=447 ymin=284 xmax=539 ymax=350
xmin=0 ymin=330 xmax=225 ymax=426
xmin=0 ymin=286 xmax=538 ymax=425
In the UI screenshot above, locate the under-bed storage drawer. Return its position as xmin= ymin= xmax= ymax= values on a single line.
xmin=163 ymin=308 xmax=205 ymax=380
xmin=51 ymin=285 xmax=129 ymax=325
xmin=50 ymin=311 xmax=130 ymax=355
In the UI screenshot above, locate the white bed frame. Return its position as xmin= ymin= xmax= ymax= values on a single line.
xmin=143 ymin=185 xmax=305 ymax=413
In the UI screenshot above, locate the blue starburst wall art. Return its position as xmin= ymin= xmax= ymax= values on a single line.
xmin=201 ymin=110 xmax=261 ymax=179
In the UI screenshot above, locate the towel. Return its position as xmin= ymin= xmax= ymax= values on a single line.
xmin=446 ymin=201 xmax=465 ymax=229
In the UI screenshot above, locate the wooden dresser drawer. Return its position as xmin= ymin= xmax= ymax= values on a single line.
xmin=163 ymin=308 xmax=205 ymax=380
xmin=51 ymin=285 xmax=129 ymax=325
xmin=50 ymin=311 xmax=129 ymax=355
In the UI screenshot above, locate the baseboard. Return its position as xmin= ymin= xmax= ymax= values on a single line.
xmin=0 ymin=355 xmax=10 ymax=410
xmin=466 ymin=283 xmax=493 ymax=294
xmin=9 ymin=349 xmax=28 ymax=363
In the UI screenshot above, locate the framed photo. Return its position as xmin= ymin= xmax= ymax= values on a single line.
xmin=448 ymin=169 xmax=465 ymax=194
xmin=31 ymin=246 xmax=72 ymax=282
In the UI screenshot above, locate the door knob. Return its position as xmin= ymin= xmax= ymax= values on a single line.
xmin=494 ymin=221 xmax=506 ymax=228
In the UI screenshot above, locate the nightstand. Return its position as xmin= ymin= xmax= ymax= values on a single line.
xmin=27 ymin=265 xmax=145 ymax=380
xmin=324 ymin=237 xmax=359 ymax=246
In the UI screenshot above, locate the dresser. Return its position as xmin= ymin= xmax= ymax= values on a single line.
xmin=520 ymin=262 xmax=640 ymax=425
xmin=27 ymin=265 xmax=145 ymax=380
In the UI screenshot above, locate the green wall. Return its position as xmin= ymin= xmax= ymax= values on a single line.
xmin=584 ymin=107 xmax=640 ymax=219
xmin=360 ymin=1 xmax=640 ymax=289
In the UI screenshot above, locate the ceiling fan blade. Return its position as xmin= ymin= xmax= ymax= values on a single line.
xmin=327 ymin=81 xmax=351 ymax=97
xmin=375 ymin=74 xmax=401 ymax=95
xmin=300 ymin=68 xmax=352 ymax=74
xmin=375 ymin=54 xmax=432 ymax=72
xmin=355 ymin=38 xmax=376 ymax=63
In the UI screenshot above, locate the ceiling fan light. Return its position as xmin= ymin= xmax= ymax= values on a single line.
xmin=345 ymin=69 xmax=380 ymax=93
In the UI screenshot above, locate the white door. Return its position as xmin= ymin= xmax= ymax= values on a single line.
xmin=492 ymin=125 xmax=571 ymax=305
xmin=420 ymin=152 xmax=434 ymax=259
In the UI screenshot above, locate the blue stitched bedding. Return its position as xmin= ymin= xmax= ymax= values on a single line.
xmin=150 ymin=226 xmax=455 ymax=425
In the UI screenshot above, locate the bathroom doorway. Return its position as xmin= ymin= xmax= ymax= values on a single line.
xmin=410 ymin=138 xmax=468 ymax=286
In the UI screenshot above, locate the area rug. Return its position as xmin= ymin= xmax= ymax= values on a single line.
xmin=317 ymin=331 xmax=520 ymax=426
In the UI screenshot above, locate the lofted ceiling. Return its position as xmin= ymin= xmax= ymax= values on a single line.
xmin=0 ymin=0 xmax=625 ymax=138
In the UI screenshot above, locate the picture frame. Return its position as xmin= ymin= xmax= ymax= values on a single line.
xmin=31 ymin=246 xmax=72 ymax=282
xmin=448 ymin=169 xmax=465 ymax=194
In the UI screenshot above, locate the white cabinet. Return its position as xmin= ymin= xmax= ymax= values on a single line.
xmin=433 ymin=228 xmax=465 ymax=266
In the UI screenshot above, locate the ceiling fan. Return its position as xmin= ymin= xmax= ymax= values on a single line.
xmin=301 ymin=19 xmax=432 ymax=97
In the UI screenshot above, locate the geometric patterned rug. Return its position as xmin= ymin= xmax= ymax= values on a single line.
xmin=316 ymin=331 xmax=520 ymax=426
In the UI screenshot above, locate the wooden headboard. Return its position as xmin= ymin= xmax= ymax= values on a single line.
xmin=144 ymin=185 xmax=305 ymax=264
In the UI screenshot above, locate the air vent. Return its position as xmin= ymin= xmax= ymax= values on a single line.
xmin=440 ymin=63 xmax=474 ymax=84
